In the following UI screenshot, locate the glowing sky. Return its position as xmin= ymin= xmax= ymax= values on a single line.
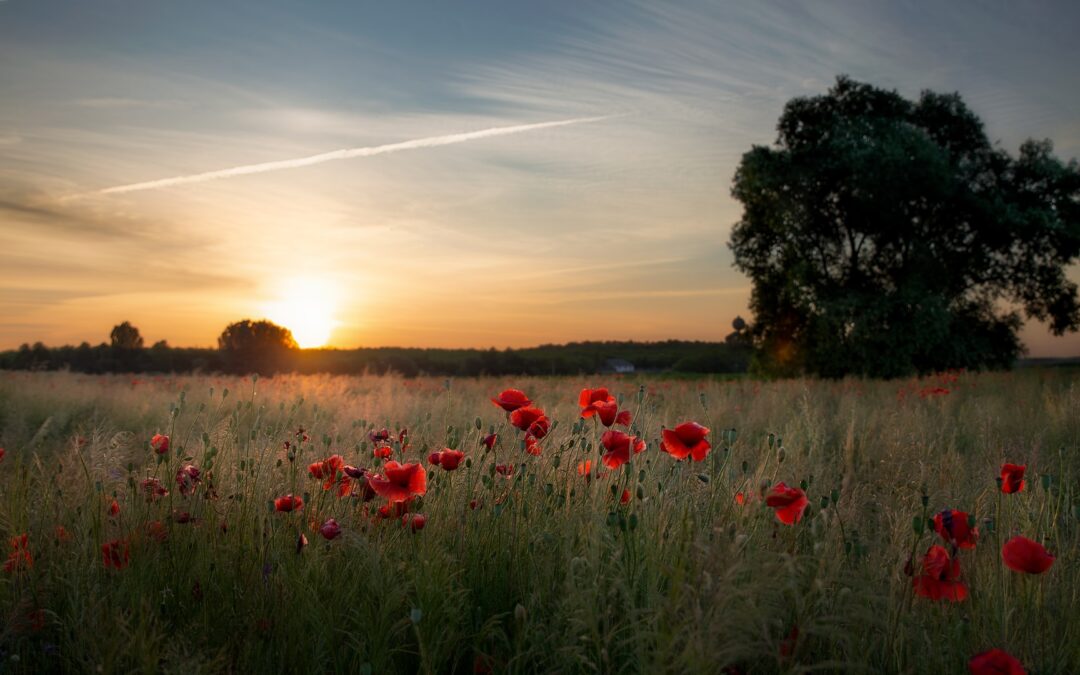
xmin=1 ymin=1 xmax=1078 ymax=354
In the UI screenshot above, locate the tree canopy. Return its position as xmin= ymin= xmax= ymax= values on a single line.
xmin=109 ymin=321 xmax=144 ymax=350
xmin=729 ymin=76 xmax=1080 ymax=378
xmin=217 ymin=319 xmax=299 ymax=374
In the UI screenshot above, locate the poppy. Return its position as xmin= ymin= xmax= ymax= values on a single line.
xmin=3 ymin=534 xmax=32 ymax=574
xmin=735 ymin=492 xmax=746 ymax=506
xmin=146 ymin=520 xmax=168 ymax=543
xmin=0 ymin=447 xmax=4 ymax=462
xmin=403 ymin=513 xmax=427 ymax=532
xmin=308 ymin=455 xmax=345 ymax=490
xmin=151 ymin=434 xmax=170 ymax=455
xmin=600 ymin=430 xmax=646 ymax=470
xmin=274 ymin=494 xmax=304 ymax=512
xmin=577 ymin=460 xmax=593 ymax=478
xmin=107 ymin=499 xmax=121 ymax=518
xmin=175 ymin=465 xmax=201 ymax=496
xmin=933 ymin=509 xmax=978 ymax=549
xmin=373 ymin=445 xmax=393 ymax=459
xmin=1002 ymin=536 xmax=1054 ymax=574
xmin=428 ymin=452 xmax=443 ymax=466
xmin=343 ymin=465 xmax=366 ymax=480
xmin=491 ymin=389 xmax=531 ymax=412
xmin=620 ymin=489 xmax=632 ymax=505
xmin=141 ymin=477 xmax=169 ymax=501
xmin=346 ymin=470 xmax=377 ymax=502
xmin=296 ymin=532 xmax=308 ymax=554
xmin=438 ymin=449 xmax=465 ymax=471
xmin=368 ymin=461 xmax=427 ymax=502
xmin=660 ymin=422 xmax=711 ymax=461
xmin=1000 ymin=464 xmax=1026 ymax=494
xmin=54 ymin=525 xmax=72 ymax=542
xmin=368 ymin=428 xmax=391 ymax=444
xmin=968 ymin=649 xmax=1025 ymax=675
xmin=101 ymin=539 xmax=130 ymax=570
xmin=320 ymin=518 xmax=342 ymax=540
xmin=765 ymin=482 xmax=809 ymax=525
xmin=912 ymin=545 xmax=968 ymax=602
xmin=376 ymin=500 xmax=413 ymax=520
xmin=481 ymin=434 xmax=497 ymax=450
xmin=495 ymin=464 xmax=515 ymax=478
xmin=173 ymin=510 xmax=193 ymax=524
xmin=469 ymin=499 xmax=481 ymax=510
xmin=525 ymin=435 xmax=542 ymax=456
xmin=579 ymin=388 xmax=615 ymax=416
xmin=510 ymin=406 xmax=550 ymax=439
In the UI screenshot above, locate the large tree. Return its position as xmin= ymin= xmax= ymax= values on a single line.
xmin=109 ymin=321 xmax=144 ymax=350
xmin=217 ymin=319 xmax=299 ymax=374
xmin=729 ymin=76 xmax=1080 ymax=378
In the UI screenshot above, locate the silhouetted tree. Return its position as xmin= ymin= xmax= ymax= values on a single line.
xmin=730 ymin=76 xmax=1080 ymax=378
xmin=109 ymin=321 xmax=144 ymax=350
xmin=217 ymin=319 xmax=298 ymax=374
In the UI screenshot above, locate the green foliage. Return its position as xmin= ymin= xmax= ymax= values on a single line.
xmin=730 ymin=76 xmax=1080 ymax=378
xmin=217 ymin=319 xmax=299 ymax=375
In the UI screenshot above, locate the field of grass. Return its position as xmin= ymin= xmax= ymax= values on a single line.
xmin=0 ymin=369 xmax=1077 ymax=673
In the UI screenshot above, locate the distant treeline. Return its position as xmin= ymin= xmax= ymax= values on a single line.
xmin=0 ymin=340 xmax=751 ymax=377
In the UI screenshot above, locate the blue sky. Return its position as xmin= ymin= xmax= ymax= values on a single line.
xmin=1 ymin=0 xmax=1078 ymax=353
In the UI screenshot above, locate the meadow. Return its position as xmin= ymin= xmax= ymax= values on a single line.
xmin=0 ymin=369 xmax=1077 ymax=674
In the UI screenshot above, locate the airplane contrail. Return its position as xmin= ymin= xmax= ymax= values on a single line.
xmin=77 ymin=115 xmax=611 ymax=198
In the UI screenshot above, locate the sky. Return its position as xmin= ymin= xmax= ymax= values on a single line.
xmin=1 ymin=0 xmax=1078 ymax=354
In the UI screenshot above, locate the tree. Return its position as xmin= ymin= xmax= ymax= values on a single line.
xmin=729 ymin=76 xmax=1080 ymax=378
xmin=109 ymin=321 xmax=144 ymax=350
xmin=217 ymin=319 xmax=299 ymax=374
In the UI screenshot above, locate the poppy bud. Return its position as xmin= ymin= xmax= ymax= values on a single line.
xmin=296 ymin=533 xmax=308 ymax=553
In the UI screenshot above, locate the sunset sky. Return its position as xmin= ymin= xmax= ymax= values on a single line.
xmin=1 ymin=1 xmax=1078 ymax=354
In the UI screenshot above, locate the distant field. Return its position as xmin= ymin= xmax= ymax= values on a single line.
xmin=0 ymin=370 xmax=1077 ymax=673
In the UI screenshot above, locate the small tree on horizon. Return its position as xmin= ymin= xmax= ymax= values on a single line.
xmin=729 ymin=76 xmax=1080 ymax=378
xmin=217 ymin=319 xmax=299 ymax=374
xmin=109 ymin=321 xmax=144 ymax=350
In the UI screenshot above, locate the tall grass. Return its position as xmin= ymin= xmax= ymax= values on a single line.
xmin=0 ymin=369 xmax=1077 ymax=673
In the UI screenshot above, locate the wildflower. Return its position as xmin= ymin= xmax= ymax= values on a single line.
xmin=141 ymin=477 xmax=169 ymax=501
xmin=735 ymin=492 xmax=746 ymax=506
xmin=0 ymin=447 xmax=5 ymax=462
xmin=368 ymin=461 xmax=427 ymax=502
xmin=600 ymin=430 xmax=646 ymax=470
xmin=345 ymin=469 xmax=377 ymax=502
xmin=1000 ymin=463 xmax=1026 ymax=494
xmin=912 ymin=545 xmax=968 ymax=601
xmin=274 ymin=494 xmax=304 ymax=513
xmin=402 ymin=513 xmax=426 ymax=532
xmin=320 ymin=518 xmax=342 ymax=540
xmin=620 ymin=489 xmax=632 ymax=505
xmin=150 ymin=434 xmax=169 ymax=455
xmin=524 ymin=435 xmax=542 ymax=456
xmin=1002 ymin=536 xmax=1054 ymax=574
xmin=54 ymin=526 xmax=71 ymax=542
xmin=510 ymin=406 xmax=550 ymax=439
xmin=437 ymin=449 xmax=465 ymax=471
xmin=428 ymin=451 xmax=442 ymax=466
xmin=3 ymin=534 xmax=32 ymax=574
xmin=373 ymin=445 xmax=393 ymax=459
xmin=146 ymin=520 xmax=168 ymax=543
xmin=579 ymin=388 xmax=615 ymax=415
xmin=368 ymin=428 xmax=391 ymax=444
xmin=107 ymin=499 xmax=121 ymax=518
xmin=765 ymin=482 xmax=809 ymax=525
xmin=173 ymin=510 xmax=193 ymax=524
xmin=308 ymin=455 xmax=345 ymax=490
xmin=101 ymin=539 xmax=130 ymax=570
xmin=933 ymin=509 xmax=978 ymax=549
xmin=481 ymin=434 xmax=497 ymax=450
xmin=660 ymin=422 xmax=711 ymax=461
xmin=968 ymin=649 xmax=1025 ymax=675
xmin=577 ymin=460 xmax=593 ymax=478
xmin=175 ymin=464 xmax=201 ymax=496
xmin=377 ymin=500 xmax=412 ymax=520
xmin=491 ymin=389 xmax=531 ymax=412
xmin=580 ymin=389 xmax=632 ymax=427
xmin=495 ymin=464 xmax=515 ymax=478
xmin=296 ymin=533 xmax=308 ymax=553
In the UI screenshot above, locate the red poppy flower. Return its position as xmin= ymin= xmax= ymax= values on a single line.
xmin=1002 ymin=536 xmax=1054 ymax=574
xmin=600 ymin=430 xmax=646 ymax=470
xmin=524 ymin=435 xmax=542 ymax=456
xmin=583 ymin=395 xmax=633 ymax=428
xmin=1000 ymin=463 xmax=1026 ymax=494
xmin=428 ymin=452 xmax=442 ymax=466
xmin=403 ymin=513 xmax=426 ymax=532
xmin=175 ymin=465 xmax=201 ymax=496
xmin=349 ymin=471 xmax=378 ymax=502
xmin=101 ymin=539 xmax=130 ymax=570
xmin=912 ymin=545 xmax=968 ymax=602
xmin=296 ymin=532 xmax=308 ymax=553
xmin=510 ymin=406 xmax=550 ymax=439
xmin=660 ymin=422 xmax=711 ymax=461
xmin=577 ymin=460 xmax=593 ymax=477
xmin=968 ymin=648 xmax=1025 ymax=675
xmin=765 ymin=482 xmax=809 ymax=525
xmin=482 ymin=434 xmax=497 ymax=450
xmin=438 ymin=449 xmax=465 ymax=471
xmin=933 ymin=509 xmax=978 ymax=549
xmin=309 ymin=455 xmax=345 ymax=490
xmin=495 ymin=464 xmax=515 ymax=478
xmin=368 ymin=461 xmax=427 ymax=502
xmin=579 ymin=388 xmax=614 ymax=416
xmin=274 ymin=494 xmax=304 ymax=512
xmin=54 ymin=525 xmax=71 ymax=542
xmin=151 ymin=434 xmax=170 ymax=455
xmin=620 ymin=489 xmax=632 ymax=505
xmin=491 ymin=389 xmax=531 ymax=412
xmin=107 ymin=499 xmax=121 ymax=518
xmin=141 ymin=477 xmax=169 ymax=501
xmin=735 ymin=492 xmax=746 ymax=506
xmin=320 ymin=518 xmax=342 ymax=540
xmin=0 ymin=448 xmax=5 ymax=462
xmin=3 ymin=534 xmax=32 ymax=574
xmin=369 ymin=428 xmax=391 ymax=444
xmin=373 ymin=445 xmax=393 ymax=459
xmin=376 ymin=500 xmax=413 ymax=520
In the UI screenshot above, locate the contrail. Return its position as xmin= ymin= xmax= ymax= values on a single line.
xmin=79 ymin=115 xmax=610 ymax=197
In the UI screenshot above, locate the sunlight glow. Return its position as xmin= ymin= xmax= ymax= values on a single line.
xmin=264 ymin=278 xmax=340 ymax=348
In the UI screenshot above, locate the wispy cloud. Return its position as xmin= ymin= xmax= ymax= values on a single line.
xmin=73 ymin=116 xmax=612 ymax=198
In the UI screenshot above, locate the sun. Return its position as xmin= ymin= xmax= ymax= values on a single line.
xmin=264 ymin=278 xmax=339 ymax=348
